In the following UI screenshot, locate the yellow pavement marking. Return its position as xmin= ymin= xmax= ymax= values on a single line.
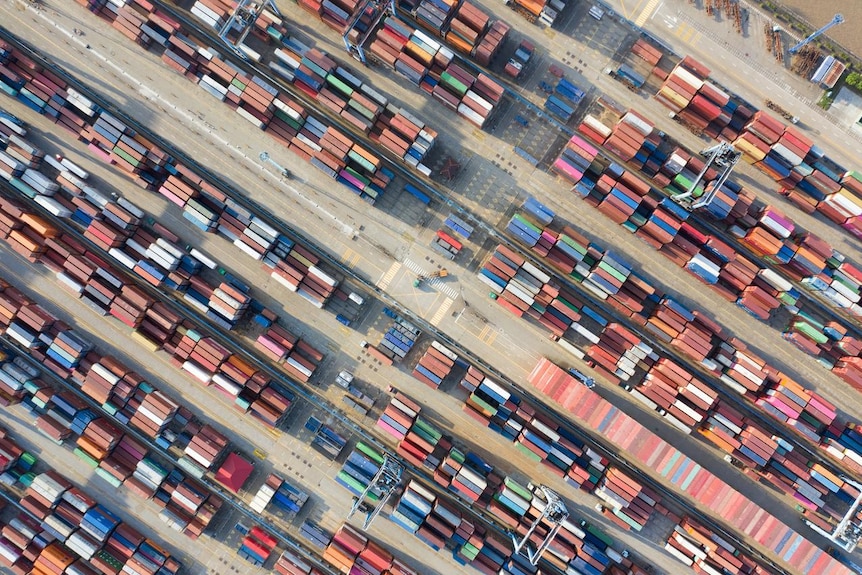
xmin=476 ymin=325 xmax=499 ymax=346
xmin=634 ymin=0 xmax=660 ymax=27
xmin=484 ymin=329 xmax=498 ymax=346
xmin=674 ymin=23 xmax=701 ymax=45
xmin=342 ymin=247 xmax=361 ymax=268
xmin=429 ymin=297 xmax=454 ymax=327
xmin=377 ymin=261 xmax=401 ymax=291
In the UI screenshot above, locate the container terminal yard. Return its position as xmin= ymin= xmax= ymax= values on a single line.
xmin=2 ymin=0 xmax=862 ymax=574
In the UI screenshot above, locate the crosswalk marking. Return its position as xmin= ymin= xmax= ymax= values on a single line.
xmin=377 ymin=261 xmax=401 ymax=291
xmin=342 ymin=247 xmax=361 ymax=268
xmin=403 ymin=259 xmax=460 ymax=299
xmin=430 ymin=297 xmax=453 ymax=326
xmin=634 ymin=0 xmax=660 ymax=27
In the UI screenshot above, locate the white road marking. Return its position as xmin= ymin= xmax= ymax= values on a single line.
xmin=377 ymin=261 xmax=401 ymax=291
xmin=27 ymin=6 xmax=356 ymax=236
xmin=403 ymin=259 xmax=460 ymax=299
xmin=634 ymin=0 xmax=661 ymax=28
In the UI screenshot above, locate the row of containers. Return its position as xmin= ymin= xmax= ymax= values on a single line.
xmin=578 ymin=63 xmax=862 ymax=324
xmin=0 ymin=50 xmax=353 ymax=314
xmin=338 ymin=416 xmax=648 ymax=575
xmin=409 ymin=340 xmax=460 ymax=389
xmin=395 ymin=0 xmax=509 ymax=65
xmin=0 ymin=333 xmax=240 ymax=537
xmin=0 ymin=7 xmax=401 ymax=204
xmin=543 ymin=77 xmax=586 ymax=124
xmin=370 ymin=309 xmax=422 ymax=365
xmin=0 ymin=256 xmax=307 ymax=486
xmin=549 ymin=110 xmax=862 ymax=391
xmin=652 ymin=55 xmax=862 ymax=239
xmin=0 ymin=428 xmax=182 ymax=575
xmin=477 ymin=239 xmax=862 ymax=537
xmin=376 ymin=390 xmax=662 ymax=539
xmin=368 ymin=17 xmax=505 ymax=129
xmin=187 ymin=0 xmax=437 ymax=178
xmin=278 ymin=0 xmax=512 ymax=129
xmin=0 ymin=102 xmax=341 ymax=342
xmin=276 ymin=523 xmax=419 ymax=575
xmin=525 ymin=358 xmax=852 ymax=575
xmin=0 ymin=128 xmax=326 ymax=419
xmin=552 ymin=122 xmax=862 ymax=387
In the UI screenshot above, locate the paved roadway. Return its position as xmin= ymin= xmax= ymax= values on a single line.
xmin=0 ymin=403 xmax=261 ymax=575
xmin=0 ymin=249 xmax=455 ymax=575
xmin=3 ymin=1 xmax=859 ymax=571
xmin=270 ymin=0 xmax=862 ymax=420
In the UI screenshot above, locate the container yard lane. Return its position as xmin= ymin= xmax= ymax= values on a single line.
xmin=3 ymin=0 xmax=859 ymax=557
xmin=5 ymin=1 xmax=862 ymax=575
xmin=0 ymin=46 xmax=840 ymax=575
xmin=252 ymin=0 xmax=862 ymax=427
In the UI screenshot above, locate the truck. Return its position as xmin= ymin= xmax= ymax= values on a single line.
xmin=606 ymin=64 xmax=645 ymax=90
xmin=504 ymin=39 xmax=535 ymax=80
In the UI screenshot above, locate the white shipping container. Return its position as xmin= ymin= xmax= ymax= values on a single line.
xmin=477 ymin=273 xmax=503 ymax=294
xmin=0 ymin=539 xmax=21 ymax=563
xmin=213 ymin=373 xmax=242 ymax=396
xmin=308 ymin=265 xmax=337 ymax=287
xmin=0 ymin=150 xmax=25 ymax=172
xmin=274 ymin=48 xmax=301 ymax=70
xmin=0 ymin=116 xmax=26 ymax=136
xmin=56 ymin=272 xmax=84 ymax=293
xmin=621 ymin=111 xmax=653 ymax=136
xmin=22 ymin=169 xmax=59 ymax=194
xmin=234 ymin=237 xmax=264 ymax=260
xmin=457 ymin=103 xmax=486 ymax=128
xmin=757 ymin=268 xmax=793 ymax=292
xmin=672 ymin=533 xmax=707 ymax=560
xmin=236 ymin=106 xmax=266 ymax=129
xmin=242 ymin=226 xmax=273 ymax=251
xmin=92 ymin=363 xmax=121 ymax=385
xmin=272 ymin=271 xmax=299 ymax=292
xmin=107 ymin=247 xmax=136 ymax=270
xmin=583 ymin=114 xmax=612 ymax=137
xmin=191 ymin=5 xmax=221 ymax=28
xmin=190 ymin=248 xmax=218 ymax=269
xmin=182 ymin=360 xmax=212 ymax=384
xmin=671 ymin=66 xmax=705 ymax=91
xmin=629 ymin=388 xmax=659 ymax=412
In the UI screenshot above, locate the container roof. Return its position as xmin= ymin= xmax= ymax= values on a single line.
xmin=215 ymin=452 xmax=253 ymax=493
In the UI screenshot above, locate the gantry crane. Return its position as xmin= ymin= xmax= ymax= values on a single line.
xmin=342 ymin=0 xmax=395 ymax=64
xmin=673 ymin=142 xmax=741 ymax=211
xmin=345 ymin=453 xmax=403 ymax=530
xmin=511 ymin=485 xmax=569 ymax=566
xmin=789 ymin=14 xmax=844 ymax=54
xmin=218 ymin=0 xmax=283 ymax=60
xmin=804 ymin=476 xmax=862 ymax=554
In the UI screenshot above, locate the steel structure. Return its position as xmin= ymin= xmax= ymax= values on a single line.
xmin=346 ymin=453 xmax=403 ymax=530
xmin=342 ymin=0 xmax=395 ymax=64
xmin=259 ymin=151 xmax=292 ymax=179
xmin=218 ymin=0 xmax=283 ymax=60
xmin=511 ymin=486 xmax=569 ymax=566
xmin=672 ymin=142 xmax=741 ymax=211
xmin=805 ymin=476 xmax=862 ymax=553
xmin=789 ymin=14 xmax=844 ymax=54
